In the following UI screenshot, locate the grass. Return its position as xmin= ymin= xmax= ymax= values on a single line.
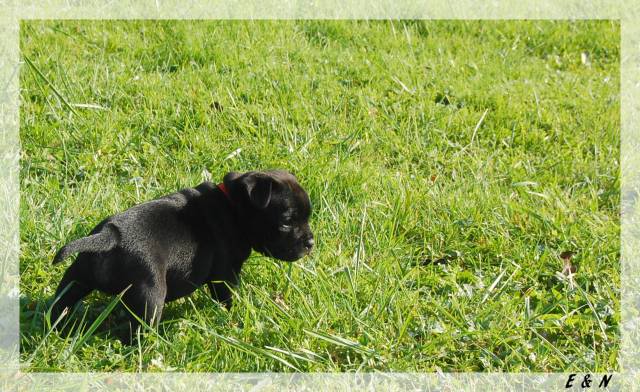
xmin=19 ymin=20 xmax=620 ymax=372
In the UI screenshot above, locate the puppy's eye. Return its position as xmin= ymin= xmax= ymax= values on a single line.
xmin=278 ymin=224 xmax=291 ymax=232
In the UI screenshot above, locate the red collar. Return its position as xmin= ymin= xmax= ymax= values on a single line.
xmin=217 ymin=183 xmax=233 ymax=203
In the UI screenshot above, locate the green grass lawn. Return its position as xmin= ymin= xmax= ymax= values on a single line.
xmin=19 ymin=20 xmax=620 ymax=372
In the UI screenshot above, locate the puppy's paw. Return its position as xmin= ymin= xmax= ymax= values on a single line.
xmin=118 ymin=324 xmax=142 ymax=346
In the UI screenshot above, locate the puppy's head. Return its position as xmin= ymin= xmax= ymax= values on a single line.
xmin=224 ymin=170 xmax=314 ymax=262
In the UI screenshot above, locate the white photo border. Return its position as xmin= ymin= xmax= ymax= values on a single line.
xmin=1 ymin=1 xmax=637 ymax=390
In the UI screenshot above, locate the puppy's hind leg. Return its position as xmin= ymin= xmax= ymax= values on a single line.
xmin=207 ymin=281 xmax=234 ymax=310
xmin=50 ymin=261 xmax=93 ymax=325
xmin=121 ymin=281 xmax=167 ymax=344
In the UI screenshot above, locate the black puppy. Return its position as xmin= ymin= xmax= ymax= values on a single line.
xmin=50 ymin=170 xmax=313 ymax=337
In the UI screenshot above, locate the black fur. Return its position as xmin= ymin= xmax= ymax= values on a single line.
xmin=50 ymin=170 xmax=313 ymax=340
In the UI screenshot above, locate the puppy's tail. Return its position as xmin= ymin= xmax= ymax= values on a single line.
xmin=53 ymin=225 xmax=119 ymax=264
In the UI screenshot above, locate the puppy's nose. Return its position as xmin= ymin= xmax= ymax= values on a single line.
xmin=304 ymin=237 xmax=314 ymax=250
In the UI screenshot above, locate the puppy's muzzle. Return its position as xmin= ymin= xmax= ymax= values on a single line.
xmin=303 ymin=235 xmax=314 ymax=253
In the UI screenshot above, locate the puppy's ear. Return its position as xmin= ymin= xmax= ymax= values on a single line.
xmin=247 ymin=175 xmax=273 ymax=209
xmin=226 ymin=172 xmax=273 ymax=209
xmin=223 ymin=171 xmax=242 ymax=183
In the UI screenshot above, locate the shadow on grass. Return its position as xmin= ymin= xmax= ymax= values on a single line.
xmin=20 ymin=284 xmax=233 ymax=358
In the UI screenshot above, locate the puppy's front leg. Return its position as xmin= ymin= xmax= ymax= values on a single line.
xmin=207 ymin=281 xmax=233 ymax=310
